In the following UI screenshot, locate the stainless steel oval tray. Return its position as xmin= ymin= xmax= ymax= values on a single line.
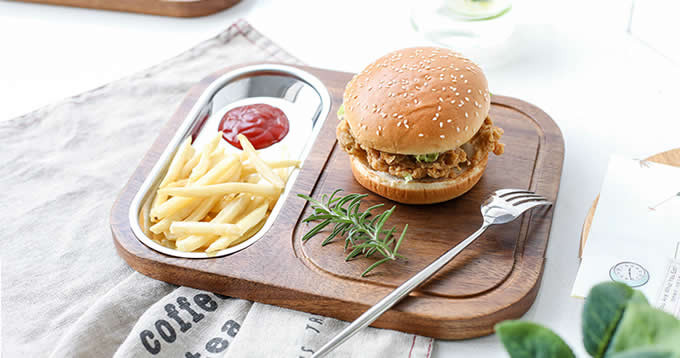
xmin=128 ymin=64 xmax=332 ymax=258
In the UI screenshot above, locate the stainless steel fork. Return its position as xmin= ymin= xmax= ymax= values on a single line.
xmin=311 ymin=189 xmax=552 ymax=358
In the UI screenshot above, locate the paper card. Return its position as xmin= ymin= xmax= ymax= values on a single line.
xmin=572 ymin=156 xmax=680 ymax=308
xmin=657 ymin=257 xmax=680 ymax=318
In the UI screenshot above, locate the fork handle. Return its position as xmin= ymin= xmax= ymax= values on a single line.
xmin=311 ymin=224 xmax=491 ymax=358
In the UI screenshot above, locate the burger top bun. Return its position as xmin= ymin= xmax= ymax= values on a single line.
xmin=343 ymin=47 xmax=491 ymax=155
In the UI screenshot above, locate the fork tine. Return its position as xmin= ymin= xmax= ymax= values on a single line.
xmin=504 ymin=193 xmax=546 ymax=202
xmin=494 ymin=189 xmax=535 ymax=197
xmin=514 ymin=200 xmax=552 ymax=213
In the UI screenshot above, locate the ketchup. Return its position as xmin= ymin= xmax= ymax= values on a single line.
xmin=218 ymin=103 xmax=289 ymax=150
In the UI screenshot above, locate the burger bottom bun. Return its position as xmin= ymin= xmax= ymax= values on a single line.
xmin=349 ymin=155 xmax=488 ymax=205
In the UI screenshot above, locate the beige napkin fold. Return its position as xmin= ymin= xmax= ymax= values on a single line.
xmin=0 ymin=19 xmax=433 ymax=357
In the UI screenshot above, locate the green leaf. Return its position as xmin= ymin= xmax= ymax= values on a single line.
xmin=403 ymin=172 xmax=413 ymax=183
xmin=361 ymin=257 xmax=392 ymax=277
xmin=301 ymin=218 xmax=331 ymax=241
xmin=414 ymin=152 xmax=440 ymax=163
xmin=496 ymin=321 xmax=575 ymax=358
xmin=605 ymin=302 xmax=680 ymax=356
xmin=582 ymin=282 xmax=645 ymax=358
xmin=608 ymin=348 xmax=680 ymax=358
xmin=337 ymin=103 xmax=345 ymax=119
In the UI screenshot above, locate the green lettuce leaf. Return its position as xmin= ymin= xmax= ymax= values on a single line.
xmin=402 ymin=173 xmax=413 ymax=183
xmin=337 ymin=103 xmax=345 ymax=119
xmin=605 ymin=302 xmax=680 ymax=356
xmin=582 ymin=282 xmax=647 ymax=358
xmin=608 ymin=348 xmax=680 ymax=358
xmin=414 ymin=153 xmax=439 ymax=163
xmin=496 ymin=321 xmax=575 ymax=358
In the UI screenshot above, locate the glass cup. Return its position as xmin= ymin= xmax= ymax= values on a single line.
xmin=411 ymin=0 xmax=515 ymax=67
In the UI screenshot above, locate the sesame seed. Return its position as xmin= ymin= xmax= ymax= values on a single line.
xmin=432 ymin=117 xmax=437 ymax=121
xmin=456 ymin=127 xmax=460 ymax=132
xmin=437 ymin=105 xmax=441 ymax=111
xmin=398 ymin=115 xmax=404 ymax=119
xmin=467 ymin=89 xmax=472 ymax=93
xmin=376 ymin=130 xmax=380 ymax=135
xmin=439 ymin=122 xmax=443 ymax=128
xmin=397 ymin=121 xmax=402 ymax=127
xmin=392 ymin=113 xmax=398 ymax=117
xmin=405 ymin=123 xmax=410 ymax=128
xmin=465 ymin=126 xmax=469 ymax=131
xmin=465 ymin=97 xmax=470 ymax=102
xmin=447 ymin=119 xmax=452 ymax=123
xmin=438 ymin=97 xmax=444 ymax=102
xmin=440 ymin=135 xmax=445 ymax=138
xmin=465 ymin=112 xmax=468 ymax=118
xmin=464 ymin=80 xmax=468 ymax=83
xmin=418 ymin=133 xmax=424 ymax=137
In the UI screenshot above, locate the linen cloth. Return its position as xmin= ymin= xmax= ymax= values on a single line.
xmin=0 ymin=20 xmax=433 ymax=357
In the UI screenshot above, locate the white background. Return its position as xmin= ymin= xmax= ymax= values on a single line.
xmin=1 ymin=0 xmax=680 ymax=356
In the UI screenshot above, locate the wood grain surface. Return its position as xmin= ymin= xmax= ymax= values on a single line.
xmin=579 ymin=148 xmax=680 ymax=257
xmin=110 ymin=63 xmax=565 ymax=339
xmin=11 ymin=0 xmax=240 ymax=17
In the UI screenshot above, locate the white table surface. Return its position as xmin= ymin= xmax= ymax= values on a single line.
xmin=1 ymin=0 xmax=679 ymax=356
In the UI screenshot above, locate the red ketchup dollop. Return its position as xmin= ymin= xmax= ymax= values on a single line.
xmin=218 ymin=103 xmax=289 ymax=150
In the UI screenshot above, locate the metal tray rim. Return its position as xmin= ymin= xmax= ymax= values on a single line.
xmin=127 ymin=64 xmax=332 ymax=259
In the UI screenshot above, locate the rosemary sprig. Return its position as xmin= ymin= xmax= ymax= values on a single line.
xmin=297 ymin=189 xmax=408 ymax=276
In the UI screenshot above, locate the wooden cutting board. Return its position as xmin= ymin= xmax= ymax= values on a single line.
xmin=11 ymin=0 xmax=240 ymax=17
xmin=111 ymin=64 xmax=565 ymax=339
xmin=579 ymin=149 xmax=680 ymax=257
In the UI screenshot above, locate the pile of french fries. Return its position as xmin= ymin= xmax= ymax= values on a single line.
xmin=140 ymin=132 xmax=300 ymax=253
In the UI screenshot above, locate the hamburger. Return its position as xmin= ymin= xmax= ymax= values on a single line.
xmin=336 ymin=47 xmax=504 ymax=204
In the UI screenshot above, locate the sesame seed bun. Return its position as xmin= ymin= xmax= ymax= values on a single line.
xmin=350 ymin=155 xmax=488 ymax=204
xmin=343 ymin=46 xmax=490 ymax=155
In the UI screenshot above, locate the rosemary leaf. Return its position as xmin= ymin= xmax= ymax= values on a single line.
xmin=297 ymin=190 xmax=408 ymax=276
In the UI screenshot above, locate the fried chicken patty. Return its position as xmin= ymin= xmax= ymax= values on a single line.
xmin=337 ymin=118 xmax=504 ymax=180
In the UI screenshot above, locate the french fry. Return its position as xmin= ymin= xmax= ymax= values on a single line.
xmin=190 ymin=132 xmax=223 ymax=182
xmin=159 ymin=183 xmax=280 ymax=198
xmin=174 ymin=194 xmax=251 ymax=252
xmin=150 ymin=199 xmax=202 ymax=234
xmin=235 ymin=199 xmax=269 ymax=232
xmin=170 ymin=222 xmax=242 ymax=236
xmin=152 ymin=138 xmax=193 ymax=210
xmin=160 ymin=137 xmax=193 ymax=188
xmin=184 ymin=196 xmax=222 ymax=223
xmin=212 ymin=194 xmax=250 ymax=223
xmin=228 ymin=219 xmax=267 ymax=247
xmin=237 ymin=134 xmax=284 ymax=189
xmin=210 ymin=194 xmax=236 ymax=214
xmin=150 ymin=155 xmax=238 ymax=221
xmin=180 ymin=150 xmax=201 ymax=179
xmin=241 ymin=159 xmax=300 ymax=176
xmin=206 ymin=200 xmax=269 ymax=252
xmin=165 ymin=179 xmax=188 ymax=188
